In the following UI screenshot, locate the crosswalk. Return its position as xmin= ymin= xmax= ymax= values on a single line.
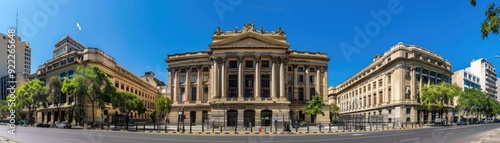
xmin=0 ymin=136 xmax=16 ymax=143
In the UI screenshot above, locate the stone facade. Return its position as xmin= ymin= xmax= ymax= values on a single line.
xmin=34 ymin=36 xmax=160 ymax=125
xmin=165 ymin=23 xmax=330 ymax=127
xmin=329 ymin=42 xmax=453 ymax=124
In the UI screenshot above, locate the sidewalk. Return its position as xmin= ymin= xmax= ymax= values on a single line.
xmin=471 ymin=128 xmax=500 ymax=143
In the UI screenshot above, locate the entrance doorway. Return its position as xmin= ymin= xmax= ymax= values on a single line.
xmin=227 ymin=110 xmax=238 ymax=126
xmin=244 ymin=110 xmax=255 ymax=127
xmin=261 ymin=110 xmax=272 ymax=126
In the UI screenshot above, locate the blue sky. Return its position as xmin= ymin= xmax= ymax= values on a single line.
xmin=1 ymin=0 xmax=499 ymax=86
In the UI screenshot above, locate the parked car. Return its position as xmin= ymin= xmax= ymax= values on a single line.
xmin=56 ymin=121 xmax=72 ymax=129
xmin=457 ymin=120 xmax=467 ymax=125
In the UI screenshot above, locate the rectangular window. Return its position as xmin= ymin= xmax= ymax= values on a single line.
xmin=288 ymin=75 xmax=292 ymax=82
xmin=299 ymin=88 xmax=304 ymax=101
xmin=262 ymin=61 xmax=269 ymax=68
xmin=310 ymin=76 xmax=315 ymax=83
xmin=245 ymin=60 xmax=253 ymax=68
xmin=310 ymin=88 xmax=316 ymax=98
xmin=191 ymin=87 xmax=197 ymax=101
xmin=288 ymin=87 xmax=293 ymax=101
xmin=229 ymin=75 xmax=238 ymax=87
xmin=180 ymin=68 xmax=186 ymax=73
xmin=229 ymin=61 xmax=238 ymax=68
xmin=406 ymin=108 xmax=411 ymax=114
xmin=262 ymin=89 xmax=270 ymax=98
xmin=299 ymin=75 xmax=304 ymax=83
xmin=203 ymin=75 xmax=209 ymax=82
xmin=203 ymin=67 xmax=209 ymax=72
xmin=298 ymin=67 xmax=304 ymax=72
xmin=191 ymin=68 xmax=198 ymax=72
xmin=180 ymin=76 xmax=186 ymax=84
xmin=261 ymin=75 xmax=270 ymax=87
xmin=288 ymin=66 xmax=292 ymax=71
xmin=309 ymin=68 xmax=315 ymax=72
xmin=191 ymin=75 xmax=197 ymax=83
xmin=203 ymin=86 xmax=208 ymax=101
xmin=180 ymin=88 xmax=185 ymax=102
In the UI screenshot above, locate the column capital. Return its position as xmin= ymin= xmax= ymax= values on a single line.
xmin=292 ymin=64 xmax=298 ymax=68
xmin=324 ymin=65 xmax=328 ymax=71
xmin=197 ymin=65 xmax=203 ymax=69
xmin=304 ymin=64 xmax=310 ymax=68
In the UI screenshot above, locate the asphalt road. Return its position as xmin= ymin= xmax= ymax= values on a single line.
xmin=0 ymin=123 xmax=499 ymax=143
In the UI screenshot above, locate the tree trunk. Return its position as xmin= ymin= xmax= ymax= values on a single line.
xmin=91 ymin=101 xmax=95 ymax=124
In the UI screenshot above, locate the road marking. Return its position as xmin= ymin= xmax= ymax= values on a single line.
xmin=351 ymin=134 xmax=363 ymax=136
xmin=62 ymin=138 xmax=81 ymax=142
xmin=399 ymin=138 xmax=419 ymax=142
xmin=445 ymin=132 xmax=454 ymax=135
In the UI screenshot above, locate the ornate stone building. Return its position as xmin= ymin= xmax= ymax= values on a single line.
xmin=166 ymin=23 xmax=330 ymax=127
xmin=35 ymin=36 xmax=161 ymax=125
xmin=329 ymin=42 xmax=453 ymax=124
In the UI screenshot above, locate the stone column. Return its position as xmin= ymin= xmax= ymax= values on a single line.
xmin=323 ymin=66 xmax=328 ymax=102
xmin=410 ymin=65 xmax=416 ymax=102
xmin=293 ymin=64 xmax=298 ymax=101
xmin=315 ymin=65 xmax=321 ymax=98
xmin=279 ymin=57 xmax=287 ymax=100
xmin=221 ymin=57 xmax=227 ymax=99
xmin=212 ymin=57 xmax=219 ymax=99
xmin=238 ymin=56 xmax=244 ymax=100
xmin=174 ymin=67 xmax=179 ymax=103
xmin=271 ymin=57 xmax=277 ymax=99
xmin=254 ymin=55 xmax=261 ymax=99
xmin=186 ymin=66 xmax=191 ymax=102
xmin=197 ymin=65 xmax=203 ymax=103
xmin=305 ymin=65 xmax=310 ymax=101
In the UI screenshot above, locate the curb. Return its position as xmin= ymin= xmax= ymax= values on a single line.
xmin=130 ymin=126 xmax=423 ymax=135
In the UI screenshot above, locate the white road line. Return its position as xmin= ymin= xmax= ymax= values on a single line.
xmin=445 ymin=132 xmax=454 ymax=135
xmin=62 ymin=138 xmax=81 ymax=142
xmin=399 ymin=138 xmax=420 ymax=142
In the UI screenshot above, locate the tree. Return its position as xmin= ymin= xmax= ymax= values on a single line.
xmin=456 ymin=88 xmax=499 ymax=121
xmin=302 ymin=95 xmax=325 ymax=123
xmin=0 ymin=100 xmax=9 ymax=121
xmin=155 ymin=96 xmax=172 ymax=129
xmin=469 ymin=0 xmax=500 ymax=39
xmin=111 ymin=91 xmax=147 ymax=130
xmin=420 ymin=82 xmax=461 ymax=124
xmin=8 ymin=80 xmax=47 ymax=123
xmin=47 ymin=76 xmax=63 ymax=123
xmin=72 ymin=66 xmax=114 ymax=124
xmin=329 ymin=103 xmax=340 ymax=124
xmin=62 ymin=77 xmax=81 ymax=125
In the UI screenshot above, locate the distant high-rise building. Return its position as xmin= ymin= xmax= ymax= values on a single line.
xmin=464 ymin=58 xmax=497 ymax=99
xmin=452 ymin=69 xmax=481 ymax=107
xmin=497 ymin=78 xmax=500 ymax=102
xmin=0 ymin=33 xmax=31 ymax=100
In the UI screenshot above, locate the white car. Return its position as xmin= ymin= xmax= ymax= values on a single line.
xmin=56 ymin=121 xmax=72 ymax=129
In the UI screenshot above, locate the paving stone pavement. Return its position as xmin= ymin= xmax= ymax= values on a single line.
xmin=0 ymin=136 xmax=16 ymax=143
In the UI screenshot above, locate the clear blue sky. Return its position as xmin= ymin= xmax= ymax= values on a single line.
xmin=1 ymin=0 xmax=499 ymax=86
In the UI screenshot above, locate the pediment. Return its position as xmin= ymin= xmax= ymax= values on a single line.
xmin=209 ymin=32 xmax=290 ymax=49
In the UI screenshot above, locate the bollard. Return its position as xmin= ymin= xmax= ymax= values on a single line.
xmin=274 ymin=120 xmax=277 ymax=133
xmin=202 ymin=121 xmax=204 ymax=132
xmin=235 ymin=121 xmax=237 ymax=133
xmin=376 ymin=117 xmax=378 ymax=130
xmin=296 ymin=121 xmax=298 ymax=132
xmin=136 ymin=123 xmax=138 ymax=131
xmin=212 ymin=121 xmax=215 ymax=133
xmin=154 ymin=122 xmax=156 ymax=131
xmin=220 ymin=126 xmax=222 ymax=133
xmin=319 ymin=123 xmax=322 ymax=132
xmin=165 ymin=123 xmax=168 ymax=132
xmin=329 ymin=123 xmax=331 ymax=132
xmin=189 ymin=121 xmax=192 ymax=133
xmin=250 ymin=122 xmax=253 ymax=132
xmin=143 ymin=123 xmax=145 ymax=130
xmin=307 ymin=125 xmax=309 ymax=132
xmin=270 ymin=122 xmax=272 ymax=133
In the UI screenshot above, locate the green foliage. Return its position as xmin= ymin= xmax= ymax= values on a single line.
xmin=302 ymin=95 xmax=325 ymax=117
xmin=154 ymin=96 xmax=172 ymax=122
xmin=47 ymin=76 xmax=63 ymax=122
xmin=469 ymin=0 xmax=500 ymax=39
xmin=420 ymin=82 xmax=461 ymax=111
xmin=71 ymin=65 xmax=115 ymax=123
xmin=0 ymin=100 xmax=9 ymax=115
xmin=456 ymin=88 xmax=500 ymax=118
xmin=111 ymin=91 xmax=147 ymax=115
xmin=150 ymin=110 xmax=157 ymax=122
xmin=329 ymin=103 xmax=340 ymax=123
xmin=8 ymin=80 xmax=47 ymax=119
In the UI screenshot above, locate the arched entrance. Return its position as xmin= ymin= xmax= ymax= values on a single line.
xmin=227 ymin=110 xmax=238 ymax=126
xmin=244 ymin=110 xmax=255 ymax=127
xmin=261 ymin=110 xmax=272 ymax=126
